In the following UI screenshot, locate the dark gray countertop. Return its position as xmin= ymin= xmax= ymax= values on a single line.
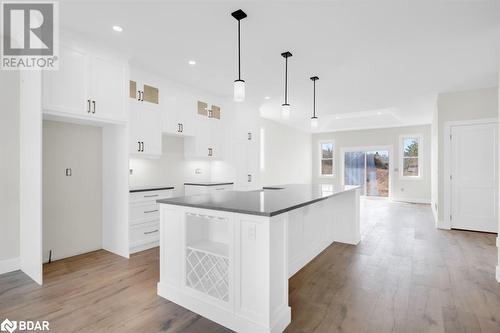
xmin=184 ymin=181 xmax=234 ymax=186
xmin=130 ymin=185 xmax=174 ymax=193
xmin=157 ymin=184 xmax=359 ymax=217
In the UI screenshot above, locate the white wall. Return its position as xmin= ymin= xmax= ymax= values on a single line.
xmin=129 ymin=135 xmax=212 ymax=197
xmin=312 ymin=125 xmax=432 ymax=203
xmin=436 ymin=87 xmax=498 ymax=224
xmin=0 ymin=71 xmax=20 ymax=273
xmin=260 ymin=118 xmax=312 ymax=186
xmin=43 ymin=121 xmax=103 ymax=262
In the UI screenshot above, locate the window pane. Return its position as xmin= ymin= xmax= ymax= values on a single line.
xmin=403 ymin=138 xmax=419 ymax=157
xmin=321 ymin=143 xmax=333 ymax=159
xmin=321 ymin=159 xmax=333 ymax=175
xmin=403 ymin=157 xmax=419 ymax=176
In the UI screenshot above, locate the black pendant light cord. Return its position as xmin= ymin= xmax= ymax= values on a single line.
xmin=310 ymin=76 xmax=319 ymax=118
xmin=238 ymin=20 xmax=241 ymax=80
xmin=284 ymin=57 xmax=288 ymax=104
xmin=281 ymin=52 xmax=292 ymax=105
xmin=313 ymin=79 xmax=316 ymax=117
xmin=231 ymin=9 xmax=247 ymax=82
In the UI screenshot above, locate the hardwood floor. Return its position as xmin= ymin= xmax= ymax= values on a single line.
xmin=1 ymin=199 xmax=498 ymax=332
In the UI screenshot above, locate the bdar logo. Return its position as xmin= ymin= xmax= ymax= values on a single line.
xmin=0 ymin=319 xmax=17 ymax=333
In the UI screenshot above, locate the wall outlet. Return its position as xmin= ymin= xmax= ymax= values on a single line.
xmin=65 ymin=168 xmax=72 ymax=176
xmin=248 ymin=223 xmax=256 ymax=240
xmin=129 ymin=169 xmax=133 ymax=175
xmin=195 ymin=168 xmax=202 ymax=174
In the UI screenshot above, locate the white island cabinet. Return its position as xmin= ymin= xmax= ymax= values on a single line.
xmin=156 ymin=184 xmax=361 ymax=333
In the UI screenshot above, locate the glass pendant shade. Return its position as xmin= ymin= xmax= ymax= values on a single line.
xmin=234 ymin=80 xmax=245 ymax=102
xmin=311 ymin=117 xmax=318 ymax=128
xmin=281 ymin=103 xmax=291 ymax=118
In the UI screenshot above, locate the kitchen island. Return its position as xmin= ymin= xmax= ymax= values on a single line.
xmin=157 ymin=184 xmax=360 ymax=333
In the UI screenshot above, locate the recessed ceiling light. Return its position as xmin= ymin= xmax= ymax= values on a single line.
xmin=377 ymin=111 xmax=382 ymax=115
xmin=335 ymin=116 xmax=341 ymax=120
xmin=188 ymin=60 xmax=196 ymax=66
xmin=264 ymin=96 xmax=271 ymax=100
xmin=112 ymin=25 xmax=123 ymax=32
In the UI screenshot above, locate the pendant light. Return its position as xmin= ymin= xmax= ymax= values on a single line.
xmin=232 ymin=9 xmax=247 ymax=102
xmin=281 ymin=51 xmax=292 ymax=118
xmin=310 ymin=76 xmax=319 ymax=128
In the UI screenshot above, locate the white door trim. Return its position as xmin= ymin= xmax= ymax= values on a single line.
xmin=340 ymin=145 xmax=393 ymax=199
xmin=443 ymin=117 xmax=498 ymax=230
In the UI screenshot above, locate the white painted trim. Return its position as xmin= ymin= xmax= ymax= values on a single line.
xmin=496 ymin=265 xmax=500 ymax=283
xmin=399 ymin=134 xmax=423 ymax=180
xmin=443 ymin=118 xmax=498 ymax=231
xmin=391 ymin=197 xmax=431 ymax=204
xmin=318 ymin=139 xmax=336 ymax=178
xmin=340 ymin=145 xmax=393 ymax=199
xmin=0 ymin=257 xmax=20 ymax=275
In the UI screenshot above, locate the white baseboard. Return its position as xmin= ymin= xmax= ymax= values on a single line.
xmin=0 ymin=257 xmax=20 ymax=275
xmin=391 ymin=197 xmax=431 ymax=204
xmin=496 ymin=265 xmax=500 ymax=283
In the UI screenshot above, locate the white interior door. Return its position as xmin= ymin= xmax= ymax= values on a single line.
xmin=451 ymin=122 xmax=498 ymax=232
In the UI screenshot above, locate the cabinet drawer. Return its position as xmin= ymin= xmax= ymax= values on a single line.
xmin=209 ymin=185 xmax=233 ymax=193
xmin=129 ymin=189 xmax=173 ymax=203
xmin=130 ymin=203 xmax=159 ymax=223
xmin=130 ymin=221 xmax=160 ymax=247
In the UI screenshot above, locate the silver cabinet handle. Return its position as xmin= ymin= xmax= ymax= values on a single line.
xmin=87 ymin=99 xmax=91 ymax=113
xmin=144 ymin=194 xmax=159 ymax=198
xmin=144 ymin=209 xmax=159 ymax=214
xmin=215 ymin=188 xmax=224 ymax=190
xmin=144 ymin=229 xmax=159 ymax=235
xmin=92 ymin=100 xmax=96 ymax=114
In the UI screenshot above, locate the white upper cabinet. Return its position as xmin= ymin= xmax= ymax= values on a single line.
xmin=90 ymin=55 xmax=127 ymax=121
xmin=162 ymin=90 xmax=198 ymax=136
xmin=129 ymin=71 xmax=162 ymax=158
xmin=43 ymin=44 xmax=127 ymax=123
xmin=43 ymin=45 xmax=90 ymax=116
xmin=129 ymin=108 xmax=162 ymax=157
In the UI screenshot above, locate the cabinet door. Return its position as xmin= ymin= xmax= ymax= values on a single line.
xmin=142 ymin=110 xmax=162 ymax=156
xmin=90 ymin=55 xmax=127 ymax=122
xmin=129 ymin=109 xmax=162 ymax=157
xmin=209 ymin=118 xmax=223 ymax=159
xmin=43 ymin=45 xmax=90 ymax=115
xmin=162 ymin=95 xmax=183 ymax=135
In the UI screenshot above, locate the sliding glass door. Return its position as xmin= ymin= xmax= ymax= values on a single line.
xmin=344 ymin=150 xmax=389 ymax=197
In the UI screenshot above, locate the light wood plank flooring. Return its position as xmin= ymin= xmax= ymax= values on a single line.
xmin=0 ymin=199 xmax=498 ymax=332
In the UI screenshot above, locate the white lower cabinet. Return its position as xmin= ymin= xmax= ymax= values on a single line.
xmin=129 ymin=188 xmax=173 ymax=253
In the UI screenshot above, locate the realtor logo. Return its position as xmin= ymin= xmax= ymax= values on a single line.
xmin=1 ymin=1 xmax=59 ymax=70
xmin=0 ymin=319 xmax=16 ymax=333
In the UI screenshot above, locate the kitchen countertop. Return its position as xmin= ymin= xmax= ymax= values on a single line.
xmin=157 ymin=184 xmax=359 ymax=216
xmin=129 ymin=185 xmax=175 ymax=193
xmin=184 ymin=181 xmax=234 ymax=186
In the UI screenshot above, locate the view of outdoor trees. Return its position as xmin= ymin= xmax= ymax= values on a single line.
xmin=402 ymin=138 xmax=419 ymax=176
xmin=344 ymin=150 xmax=389 ymax=197
xmin=321 ymin=143 xmax=334 ymax=175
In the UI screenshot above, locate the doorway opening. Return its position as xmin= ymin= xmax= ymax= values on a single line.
xmin=342 ymin=147 xmax=392 ymax=198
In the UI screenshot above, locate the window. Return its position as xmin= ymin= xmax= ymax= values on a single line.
xmin=400 ymin=135 xmax=422 ymax=178
xmin=320 ymin=141 xmax=334 ymax=176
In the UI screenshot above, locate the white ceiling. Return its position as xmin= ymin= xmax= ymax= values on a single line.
xmin=60 ymin=0 xmax=500 ymax=132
